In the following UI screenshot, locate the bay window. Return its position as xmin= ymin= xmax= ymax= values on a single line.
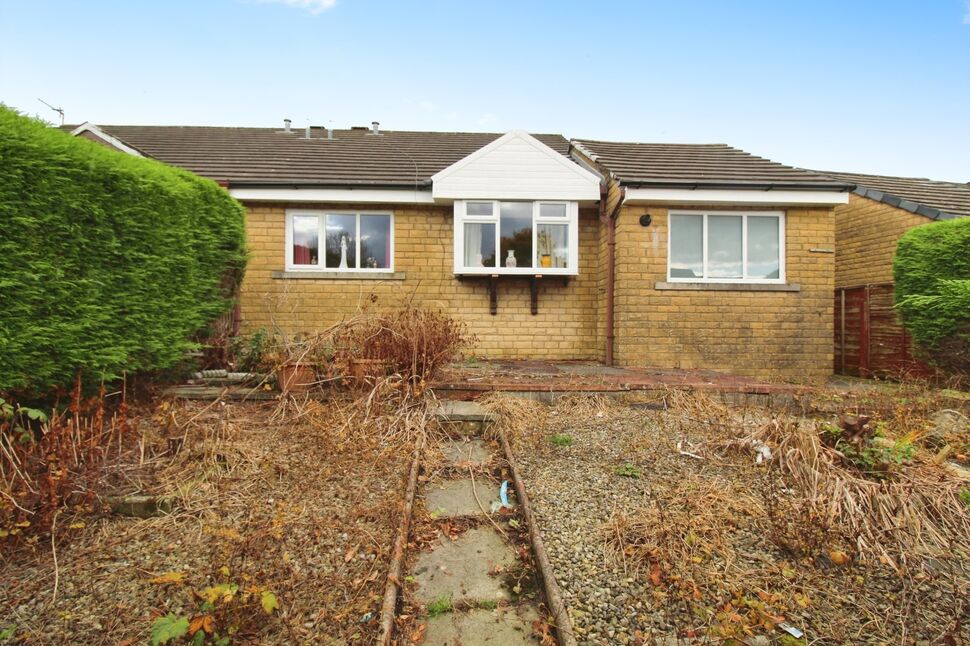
xmin=454 ymin=200 xmax=579 ymax=275
xmin=286 ymin=210 xmax=393 ymax=271
xmin=668 ymin=210 xmax=784 ymax=283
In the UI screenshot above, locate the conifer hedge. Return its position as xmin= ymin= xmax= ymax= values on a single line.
xmin=894 ymin=216 xmax=970 ymax=374
xmin=0 ymin=107 xmax=247 ymax=393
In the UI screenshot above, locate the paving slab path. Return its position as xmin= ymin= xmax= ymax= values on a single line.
xmin=402 ymin=404 xmax=543 ymax=644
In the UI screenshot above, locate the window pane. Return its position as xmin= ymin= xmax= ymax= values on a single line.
xmin=464 ymin=222 xmax=496 ymax=268
xmin=499 ymin=202 xmax=533 ymax=268
xmin=360 ymin=215 xmax=391 ymax=269
xmin=325 ymin=214 xmax=357 ymax=269
xmin=669 ymin=214 xmax=702 ymax=278
xmin=747 ymin=216 xmax=780 ymax=279
xmin=292 ymin=215 xmax=319 ymax=266
xmin=466 ymin=202 xmax=493 ymax=216
xmin=707 ymin=215 xmax=742 ymax=278
xmin=539 ymin=203 xmax=567 ymax=218
xmin=537 ymin=224 xmax=568 ymax=268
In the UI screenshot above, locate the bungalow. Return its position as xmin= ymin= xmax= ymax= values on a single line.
xmin=819 ymin=171 xmax=970 ymax=377
xmin=68 ymin=121 xmax=851 ymax=380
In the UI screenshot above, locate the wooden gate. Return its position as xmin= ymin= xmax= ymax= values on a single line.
xmin=834 ymin=283 xmax=929 ymax=377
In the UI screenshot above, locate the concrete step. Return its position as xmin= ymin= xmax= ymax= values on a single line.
xmin=440 ymin=438 xmax=493 ymax=467
xmin=424 ymin=605 xmax=540 ymax=645
xmin=424 ymin=478 xmax=512 ymax=519
xmin=413 ymin=527 xmax=517 ymax=605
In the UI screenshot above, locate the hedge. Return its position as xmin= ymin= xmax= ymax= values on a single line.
xmin=0 ymin=107 xmax=247 ymax=393
xmin=894 ymin=216 xmax=970 ymax=372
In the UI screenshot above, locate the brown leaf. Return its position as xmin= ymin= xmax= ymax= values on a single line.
xmin=188 ymin=614 xmax=214 ymax=635
xmin=344 ymin=545 xmax=358 ymax=562
xmin=648 ymin=562 xmax=663 ymax=586
xmin=828 ymin=550 xmax=851 ymax=566
xmin=410 ymin=622 xmax=427 ymax=642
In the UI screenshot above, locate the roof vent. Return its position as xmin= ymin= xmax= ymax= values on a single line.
xmin=371 ymin=121 xmax=380 ymax=135
xmin=283 ymin=118 xmax=291 ymax=133
xmin=327 ymin=126 xmax=334 ymax=140
xmin=305 ymin=124 xmax=311 ymax=139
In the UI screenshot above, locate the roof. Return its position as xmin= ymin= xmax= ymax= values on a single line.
xmin=572 ymin=139 xmax=849 ymax=191
xmin=64 ymin=124 xmax=572 ymax=188
xmin=815 ymin=171 xmax=970 ymax=220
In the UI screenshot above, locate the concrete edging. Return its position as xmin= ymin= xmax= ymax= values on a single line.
xmin=498 ymin=430 xmax=578 ymax=646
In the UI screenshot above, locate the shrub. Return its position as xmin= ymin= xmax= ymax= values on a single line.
xmin=335 ymin=304 xmax=471 ymax=387
xmin=0 ymin=107 xmax=246 ymax=394
xmin=894 ymin=217 xmax=970 ymax=374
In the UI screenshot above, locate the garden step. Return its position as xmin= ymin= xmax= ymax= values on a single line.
xmin=435 ymin=400 xmax=495 ymax=423
xmin=423 ymin=478 xmax=511 ymax=518
xmin=412 ymin=526 xmax=517 ymax=605
xmin=424 ymin=605 xmax=540 ymax=645
xmin=440 ymin=438 xmax=493 ymax=467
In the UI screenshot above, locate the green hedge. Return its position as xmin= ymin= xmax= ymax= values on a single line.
xmin=894 ymin=216 xmax=970 ymax=372
xmin=0 ymin=107 xmax=247 ymax=393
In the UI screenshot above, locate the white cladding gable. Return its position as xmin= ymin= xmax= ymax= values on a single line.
xmin=431 ymin=130 xmax=601 ymax=201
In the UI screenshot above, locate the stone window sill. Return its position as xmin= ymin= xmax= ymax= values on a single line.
xmin=654 ymin=281 xmax=800 ymax=292
xmin=272 ymin=270 xmax=406 ymax=281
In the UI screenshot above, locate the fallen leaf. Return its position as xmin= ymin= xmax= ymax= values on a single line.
xmin=187 ymin=614 xmax=214 ymax=635
xmin=828 ymin=550 xmax=851 ymax=566
xmin=344 ymin=545 xmax=357 ymax=562
xmin=149 ymin=572 xmax=186 ymax=585
xmin=649 ymin=563 xmax=663 ymax=586
xmin=410 ymin=623 xmax=427 ymax=642
xmin=260 ymin=590 xmax=279 ymax=615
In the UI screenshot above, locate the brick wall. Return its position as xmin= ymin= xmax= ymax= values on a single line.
xmin=239 ymin=202 xmax=602 ymax=359
xmin=834 ymin=193 xmax=930 ymax=288
xmin=611 ymin=204 xmax=836 ymax=381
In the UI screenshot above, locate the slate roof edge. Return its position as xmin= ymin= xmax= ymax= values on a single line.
xmin=850 ymin=185 xmax=959 ymax=221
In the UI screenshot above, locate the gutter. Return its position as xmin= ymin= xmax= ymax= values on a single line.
xmin=620 ymin=180 xmax=851 ymax=192
xmin=599 ymin=183 xmax=625 ymax=366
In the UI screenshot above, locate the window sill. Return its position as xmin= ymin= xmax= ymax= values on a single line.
xmin=654 ymin=281 xmax=800 ymax=292
xmin=272 ymin=270 xmax=406 ymax=281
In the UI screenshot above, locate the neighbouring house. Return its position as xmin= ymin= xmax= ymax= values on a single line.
xmin=817 ymin=171 xmax=970 ymax=378
xmin=67 ymin=121 xmax=851 ymax=380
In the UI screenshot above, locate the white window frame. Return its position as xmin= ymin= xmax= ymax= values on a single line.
xmin=285 ymin=209 xmax=395 ymax=272
xmin=666 ymin=210 xmax=786 ymax=284
xmin=452 ymin=200 xmax=579 ymax=276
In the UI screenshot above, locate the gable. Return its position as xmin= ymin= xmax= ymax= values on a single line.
xmin=431 ymin=130 xmax=601 ymax=201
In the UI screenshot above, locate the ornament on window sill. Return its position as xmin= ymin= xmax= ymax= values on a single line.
xmin=339 ymin=234 xmax=349 ymax=269
xmin=505 ymin=249 xmax=517 ymax=268
xmin=366 ymin=257 xmax=378 ymax=269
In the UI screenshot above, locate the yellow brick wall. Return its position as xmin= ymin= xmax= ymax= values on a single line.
xmin=239 ymin=202 xmax=602 ymax=359
xmin=834 ymin=193 xmax=931 ymax=288
xmin=611 ymin=204 xmax=836 ymax=381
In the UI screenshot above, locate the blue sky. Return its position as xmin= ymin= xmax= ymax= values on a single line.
xmin=2 ymin=0 xmax=968 ymax=180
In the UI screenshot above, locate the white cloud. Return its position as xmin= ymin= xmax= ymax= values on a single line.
xmin=258 ymin=0 xmax=337 ymax=15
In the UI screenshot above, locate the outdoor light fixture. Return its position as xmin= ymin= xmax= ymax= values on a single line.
xmin=639 ymin=214 xmax=652 ymax=227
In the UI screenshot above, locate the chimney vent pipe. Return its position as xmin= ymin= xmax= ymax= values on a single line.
xmin=283 ymin=118 xmax=291 ymax=132
xmin=371 ymin=121 xmax=380 ymax=135
xmin=305 ymin=124 xmax=311 ymax=139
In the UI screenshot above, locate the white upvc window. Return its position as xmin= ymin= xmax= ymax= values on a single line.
xmin=453 ymin=200 xmax=579 ymax=275
xmin=285 ymin=210 xmax=394 ymax=272
xmin=667 ymin=210 xmax=785 ymax=283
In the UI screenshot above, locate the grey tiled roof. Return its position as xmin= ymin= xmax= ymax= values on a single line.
xmin=68 ymin=125 xmax=572 ymax=187
xmin=573 ymin=139 xmax=849 ymax=190
xmin=816 ymin=171 xmax=970 ymax=220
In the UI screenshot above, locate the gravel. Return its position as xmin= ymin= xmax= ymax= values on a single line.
xmin=516 ymin=401 xmax=969 ymax=645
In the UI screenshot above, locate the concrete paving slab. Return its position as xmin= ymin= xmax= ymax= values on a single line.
xmin=436 ymin=400 xmax=496 ymax=422
xmin=413 ymin=527 xmax=517 ymax=604
xmin=424 ymin=478 xmax=508 ymax=518
xmin=441 ymin=438 xmax=493 ymax=466
xmin=423 ymin=605 xmax=540 ymax=645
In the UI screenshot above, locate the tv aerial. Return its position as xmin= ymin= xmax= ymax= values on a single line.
xmin=37 ymin=98 xmax=65 ymax=125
